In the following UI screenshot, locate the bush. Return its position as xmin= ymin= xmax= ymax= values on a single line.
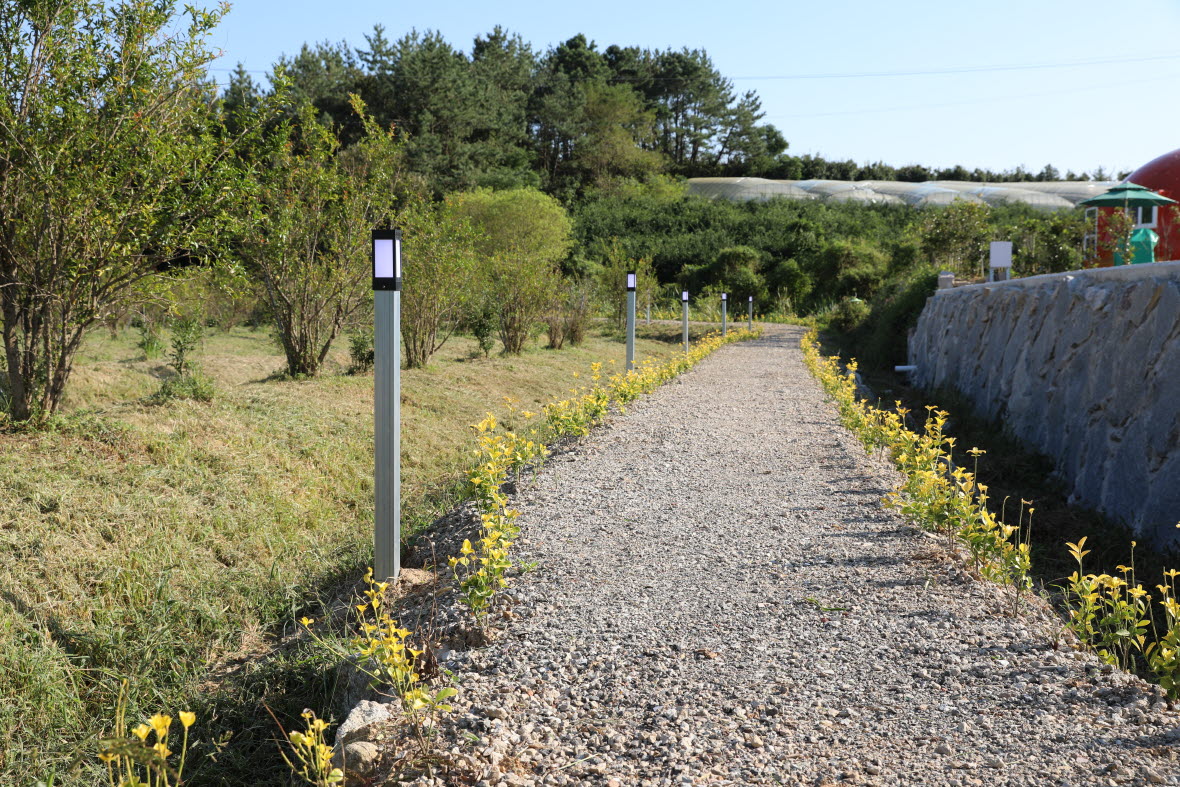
xmin=829 ymin=297 xmax=871 ymax=333
xmin=169 ymin=316 xmax=203 ymax=375
xmin=399 ymin=198 xmax=478 ymax=368
xmin=154 ymin=370 xmax=215 ymax=402
xmin=448 ymin=188 xmax=573 ymax=356
xmin=465 ymin=299 xmax=498 ymax=358
xmin=562 ymin=278 xmax=594 ymax=347
xmin=347 ymin=331 xmax=374 ymax=374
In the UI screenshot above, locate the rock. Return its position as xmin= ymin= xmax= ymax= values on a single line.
xmin=332 ymin=741 xmax=379 ymax=783
xmin=335 ymin=699 xmax=393 ymax=747
xmin=935 ymin=743 xmax=953 ymax=756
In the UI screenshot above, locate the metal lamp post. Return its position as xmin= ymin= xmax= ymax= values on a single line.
xmin=372 ymin=229 xmax=401 ymax=583
xmin=681 ymin=290 xmax=689 ymax=352
xmin=625 ymin=272 xmax=637 ymax=371
xmin=748 ymin=295 xmax=754 ymax=331
xmin=721 ymin=292 xmax=728 ymax=337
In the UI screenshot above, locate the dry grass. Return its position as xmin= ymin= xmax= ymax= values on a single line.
xmin=0 ymin=320 xmax=708 ymax=785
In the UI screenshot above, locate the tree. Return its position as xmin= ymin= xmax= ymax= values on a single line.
xmin=920 ymin=200 xmax=991 ymax=278
xmin=220 ymin=62 xmax=263 ymax=136
xmin=398 ymin=198 xmax=478 ymax=368
xmin=272 ymin=40 xmax=364 ymax=139
xmin=240 ymin=98 xmax=402 ymax=377
xmin=448 ymin=188 xmax=572 ymax=353
xmin=358 ymin=28 xmax=482 ymax=194
xmin=572 ymin=83 xmax=662 ymax=187
xmin=0 ymin=0 xmax=259 ymax=421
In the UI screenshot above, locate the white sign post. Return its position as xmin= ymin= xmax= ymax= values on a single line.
xmin=681 ymin=291 xmax=690 ymax=352
xmin=990 ymin=241 xmax=1013 ymax=282
xmin=372 ymin=229 xmax=401 ymax=583
xmin=721 ymin=292 xmax=728 ymax=337
xmin=625 ymin=272 xmax=637 ymax=371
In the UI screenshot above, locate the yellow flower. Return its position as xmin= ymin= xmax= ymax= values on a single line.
xmin=148 ymin=714 xmax=171 ymax=739
xmin=179 ymin=711 xmax=196 ymax=729
xmin=132 ymin=723 xmax=151 ymax=741
xmin=300 ymin=616 xmax=314 ymax=627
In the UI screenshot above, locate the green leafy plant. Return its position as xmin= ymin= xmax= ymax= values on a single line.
xmin=466 ymin=300 xmax=498 ymax=359
xmin=168 ymin=317 xmax=203 ymax=377
xmin=347 ymin=331 xmax=374 ymax=374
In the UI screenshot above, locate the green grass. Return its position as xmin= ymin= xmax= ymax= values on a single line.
xmin=0 ymin=321 xmax=707 ymax=785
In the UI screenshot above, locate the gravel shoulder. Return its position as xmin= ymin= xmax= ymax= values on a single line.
xmin=380 ymin=324 xmax=1180 ymax=786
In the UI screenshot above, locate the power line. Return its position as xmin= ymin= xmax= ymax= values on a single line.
xmin=767 ymin=70 xmax=1180 ymax=120
xmin=734 ymin=52 xmax=1180 ymax=81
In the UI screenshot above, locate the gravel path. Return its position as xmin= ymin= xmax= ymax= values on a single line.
xmin=390 ymin=324 xmax=1180 ymax=786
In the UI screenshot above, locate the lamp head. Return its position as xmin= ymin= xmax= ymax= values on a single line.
xmin=372 ymin=229 xmax=402 ymax=291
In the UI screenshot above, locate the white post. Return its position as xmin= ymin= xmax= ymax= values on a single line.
xmin=989 ymin=241 xmax=1013 ymax=282
xmin=373 ymin=229 xmax=401 ymax=583
xmin=626 ymin=272 xmax=637 ymax=371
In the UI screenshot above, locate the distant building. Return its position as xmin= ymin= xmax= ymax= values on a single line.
xmin=1084 ymin=149 xmax=1180 ymax=266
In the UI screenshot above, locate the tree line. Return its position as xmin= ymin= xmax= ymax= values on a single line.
xmin=0 ymin=0 xmax=1096 ymax=424
xmin=221 ymin=26 xmax=1113 ymax=199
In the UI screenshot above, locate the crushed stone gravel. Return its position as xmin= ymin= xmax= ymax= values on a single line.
xmin=364 ymin=324 xmax=1180 ymax=786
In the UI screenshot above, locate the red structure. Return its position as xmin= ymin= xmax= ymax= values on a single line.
xmin=1087 ymin=148 xmax=1180 ymax=265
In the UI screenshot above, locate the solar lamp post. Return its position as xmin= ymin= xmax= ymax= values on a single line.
xmin=681 ymin=291 xmax=689 ymax=352
xmin=372 ymin=229 xmax=401 ymax=583
xmin=721 ymin=292 xmax=728 ymax=337
xmin=626 ymin=272 xmax=637 ymax=371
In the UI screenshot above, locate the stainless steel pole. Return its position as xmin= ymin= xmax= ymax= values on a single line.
xmin=748 ymin=296 xmax=753 ymax=331
xmin=721 ymin=293 xmax=727 ymax=337
xmin=681 ymin=291 xmax=689 ymax=352
xmin=626 ymin=272 xmax=636 ymax=371
xmin=373 ymin=230 xmax=401 ymax=583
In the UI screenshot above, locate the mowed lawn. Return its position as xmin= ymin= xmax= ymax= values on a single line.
xmin=0 ymin=320 xmax=708 ymax=784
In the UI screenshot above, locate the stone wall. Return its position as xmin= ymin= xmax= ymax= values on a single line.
xmin=907 ymin=261 xmax=1180 ymax=545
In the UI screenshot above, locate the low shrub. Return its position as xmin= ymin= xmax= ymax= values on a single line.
xmin=154 ymin=371 xmax=215 ymax=403
xmin=347 ymin=331 xmax=374 ymax=374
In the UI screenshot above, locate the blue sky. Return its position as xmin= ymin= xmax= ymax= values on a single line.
xmin=206 ymin=0 xmax=1180 ymax=177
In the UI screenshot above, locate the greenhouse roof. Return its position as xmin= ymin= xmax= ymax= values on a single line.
xmin=686 ymin=177 xmax=1118 ymax=211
